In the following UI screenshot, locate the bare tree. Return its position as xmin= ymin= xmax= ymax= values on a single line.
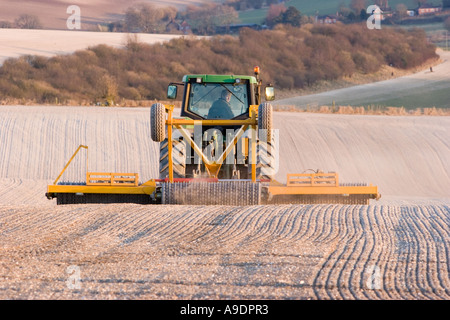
xmin=396 ymin=4 xmax=408 ymax=19
xmin=413 ymin=0 xmax=428 ymax=7
xmin=184 ymin=4 xmax=238 ymax=35
xmin=444 ymin=17 xmax=450 ymax=32
xmin=266 ymin=3 xmax=287 ymax=26
xmin=214 ymin=4 xmax=239 ymax=27
xmin=125 ymin=3 xmax=176 ymax=33
xmin=375 ymin=0 xmax=389 ymax=9
xmin=15 ymin=14 xmax=43 ymax=29
xmin=350 ymin=0 xmax=367 ymax=14
xmin=0 ymin=21 xmax=13 ymax=28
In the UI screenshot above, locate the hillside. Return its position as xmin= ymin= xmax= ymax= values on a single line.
xmin=0 ymin=0 xmax=444 ymax=28
xmin=1 ymin=0 xmax=449 ymax=303
xmin=0 ymin=24 xmax=438 ymax=105
xmin=0 ymin=28 xmax=183 ymax=65
xmin=0 ymin=0 xmax=207 ymax=30
xmin=274 ymin=48 xmax=450 ymax=110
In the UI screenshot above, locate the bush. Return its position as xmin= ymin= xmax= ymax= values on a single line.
xmin=0 ymin=23 xmax=438 ymax=104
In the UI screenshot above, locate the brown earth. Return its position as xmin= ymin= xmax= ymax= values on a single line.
xmin=0 ymin=106 xmax=449 ymax=300
xmin=0 ymin=28 xmax=184 ymax=65
xmin=0 ymin=203 xmax=449 ymax=300
xmin=0 ymin=0 xmax=207 ymax=30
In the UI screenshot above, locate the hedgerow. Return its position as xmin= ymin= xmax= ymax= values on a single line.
xmin=0 ymin=23 xmax=437 ymax=104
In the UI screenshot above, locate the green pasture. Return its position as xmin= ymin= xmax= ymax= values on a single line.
xmin=238 ymin=0 xmax=442 ymax=24
xmin=363 ymin=87 xmax=450 ymax=109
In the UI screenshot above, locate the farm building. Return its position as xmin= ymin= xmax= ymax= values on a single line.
xmin=417 ymin=4 xmax=442 ymax=15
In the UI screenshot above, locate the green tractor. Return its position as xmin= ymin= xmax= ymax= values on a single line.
xmin=150 ymin=67 xmax=276 ymax=183
xmin=149 ymin=68 xmax=380 ymax=205
xmin=46 ymin=68 xmax=380 ymax=205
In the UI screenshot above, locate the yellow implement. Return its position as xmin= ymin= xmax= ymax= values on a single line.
xmin=266 ymin=173 xmax=380 ymax=205
xmin=46 ymin=144 xmax=379 ymax=205
xmin=46 ymin=146 xmax=157 ymax=204
xmin=46 ymin=69 xmax=380 ymax=205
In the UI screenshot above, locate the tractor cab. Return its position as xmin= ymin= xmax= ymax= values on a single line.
xmin=167 ymin=72 xmax=274 ymax=121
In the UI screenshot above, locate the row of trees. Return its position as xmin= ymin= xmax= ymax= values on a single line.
xmin=3 ymin=1 xmax=449 ymax=33
xmin=0 ymin=23 xmax=437 ymax=104
xmin=111 ymin=2 xmax=309 ymax=35
xmin=123 ymin=4 xmax=177 ymax=33
xmin=224 ymin=0 xmax=283 ymax=11
xmin=339 ymin=0 xmax=450 ymax=23
xmin=109 ymin=1 xmax=450 ymax=35
xmin=0 ymin=14 xmax=42 ymax=29
xmin=106 ymin=3 xmax=240 ymax=35
xmin=265 ymin=5 xmax=311 ymax=27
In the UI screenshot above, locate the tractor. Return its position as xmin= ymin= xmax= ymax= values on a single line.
xmin=46 ymin=68 xmax=380 ymax=205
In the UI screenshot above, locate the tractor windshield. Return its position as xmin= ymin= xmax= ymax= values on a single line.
xmin=187 ymin=82 xmax=249 ymax=119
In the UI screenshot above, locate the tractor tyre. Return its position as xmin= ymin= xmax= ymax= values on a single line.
xmin=258 ymin=102 xmax=273 ymax=142
xmin=159 ymin=138 xmax=186 ymax=179
xmin=247 ymin=129 xmax=278 ymax=181
xmin=255 ymin=135 xmax=277 ymax=181
xmin=255 ymin=102 xmax=276 ymax=181
xmin=150 ymin=103 xmax=165 ymax=142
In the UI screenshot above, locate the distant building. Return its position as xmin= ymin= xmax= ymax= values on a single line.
xmin=315 ymin=15 xmax=338 ymax=24
xmin=417 ymin=4 xmax=442 ymax=15
xmin=179 ymin=21 xmax=191 ymax=34
xmin=166 ymin=19 xmax=191 ymax=34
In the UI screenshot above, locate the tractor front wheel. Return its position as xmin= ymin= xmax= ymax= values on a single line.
xmin=150 ymin=103 xmax=166 ymax=142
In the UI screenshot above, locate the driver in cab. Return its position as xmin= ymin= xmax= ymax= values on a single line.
xmin=207 ymin=89 xmax=234 ymax=119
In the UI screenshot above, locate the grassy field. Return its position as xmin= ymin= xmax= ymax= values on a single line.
xmin=274 ymin=49 xmax=450 ymax=110
xmin=367 ymin=86 xmax=450 ymax=109
xmin=397 ymin=22 xmax=450 ymax=49
xmin=239 ymin=0 xmax=440 ymax=24
xmin=238 ymin=0 xmax=449 ymax=51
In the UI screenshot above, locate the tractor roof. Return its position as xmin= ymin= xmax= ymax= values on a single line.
xmin=182 ymin=74 xmax=257 ymax=84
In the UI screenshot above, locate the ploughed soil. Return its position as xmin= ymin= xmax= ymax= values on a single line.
xmin=0 ymin=106 xmax=449 ymax=299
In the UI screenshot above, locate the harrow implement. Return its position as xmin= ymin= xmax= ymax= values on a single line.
xmin=46 ymin=69 xmax=380 ymax=205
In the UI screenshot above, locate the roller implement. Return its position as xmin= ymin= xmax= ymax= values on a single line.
xmin=46 ymin=68 xmax=380 ymax=205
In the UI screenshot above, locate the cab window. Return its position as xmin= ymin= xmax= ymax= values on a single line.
xmin=187 ymin=82 xmax=249 ymax=119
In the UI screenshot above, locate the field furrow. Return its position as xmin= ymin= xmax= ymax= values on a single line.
xmin=0 ymin=106 xmax=449 ymax=299
xmin=0 ymin=204 xmax=449 ymax=299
